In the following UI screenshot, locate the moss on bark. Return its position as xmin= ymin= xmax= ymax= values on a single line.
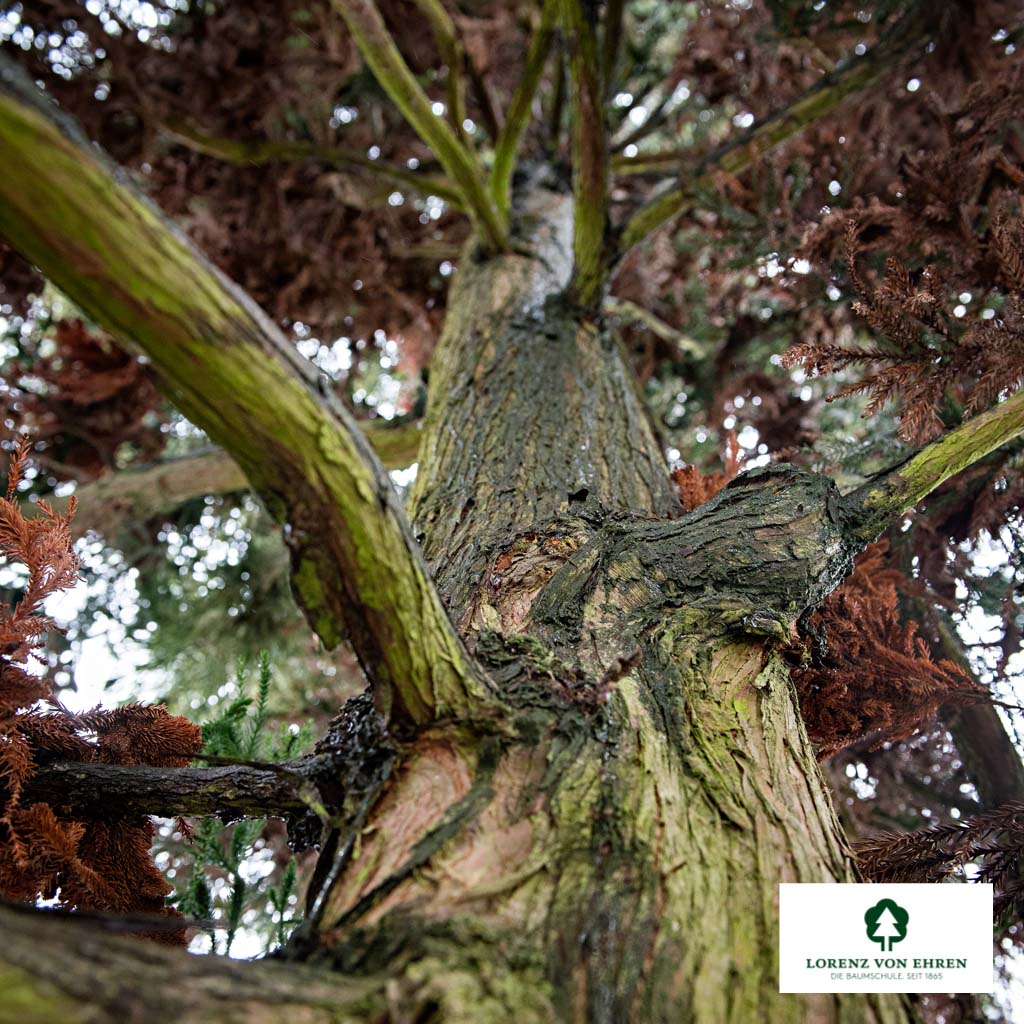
xmin=0 ymin=83 xmax=923 ymax=1020
xmin=0 ymin=59 xmax=489 ymax=728
xmin=288 ymin=196 xmax=918 ymax=1023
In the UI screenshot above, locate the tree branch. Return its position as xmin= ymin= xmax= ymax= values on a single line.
xmin=617 ymin=8 xmax=930 ymax=252
xmin=489 ymin=0 xmax=558 ymax=217
xmin=63 ymin=422 xmax=422 ymax=540
xmin=413 ymin=0 xmax=500 ymax=141
xmin=604 ymin=296 xmax=703 ymax=358
xmin=560 ymin=0 xmax=609 ymax=308
xmin=410 ymin=0 xmax=469 ymax=142
xmin=0 ymin=903 xmax=389 ymax=1024
xmin=928 ymin=608 xmax=1024 ymax=809
xmin=163 ymin=119 xmax=463 ymax=207
xmin=610 ymin=88 xmax=673 ymax=155
xmin=66 ymin=447 xmax=245 ymax=539
xmin=546 ymin=40 xmax=566 ymax=155
xmin=840 ymin=389 xmax=1024 ymax=545
xmin=600 ymin=0 xmax=625 ymax=98
xmin=890 ymin=532 xmax=1024 ymax=809
xmin=21 ymin=757 xmax=324 ymax=820
xmin=0 ymin=56 xmax=493 ymax=727
xmin=332 ymin=0 xmax=507 ymax=251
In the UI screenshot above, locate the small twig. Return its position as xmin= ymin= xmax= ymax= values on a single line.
xmin=597 ymin=645 xmax=642 ymax=688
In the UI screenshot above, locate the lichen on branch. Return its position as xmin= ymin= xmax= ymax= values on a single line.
xmin=0 ymin=56 xmax=493 ymax=728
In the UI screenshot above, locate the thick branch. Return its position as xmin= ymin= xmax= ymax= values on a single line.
xmin=21 ymin=758 xmax=322 ymax=820
xmin=840 ymin=389 xmax=1024 ymax=545
xmin=163 ymin=120 xmax=463 ymax=207
xmin=889 ymin=538 xmax=1024 ymax=809
xmin=560 ymin=0 xmax=609 ymax=307
xmin=617 ymin=9 xmax=929 ymax=251
xmin=946 ymin=700 xmax=1024 ymax=807
xmin=66 ymin=448 xmax=244 ymax=539
xmin=64 ymin=422 xmax=421 ymax=540
xmin=0 ymin=57 xmax=490 ymax=726
xmin=332 ymin=0 xmax=507 ymax=251
xmin=928 ymin=609 xmax=1024 ymax=809
xmin=489 ymin=0 xmax=557 ymax=217
xmin=0 ymin=903 xmax=387 ymax=1024
xmin=529 ymin=464 xmax=852 ymax=655
xmin=886 ymin=536 xmax=1024 ymax=808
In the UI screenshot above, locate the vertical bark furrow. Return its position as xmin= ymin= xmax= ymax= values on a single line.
xmin=389 ymin=195 xmax=917 ymax=1021
xmin=410 ymin=190 xmax=677 ymax=622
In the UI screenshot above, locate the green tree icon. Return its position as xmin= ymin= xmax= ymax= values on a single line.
xmin=864 ymin=899 xmax=909 ymax=952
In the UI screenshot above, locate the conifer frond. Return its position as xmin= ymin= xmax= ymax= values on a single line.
xmin=672 ymin=430 xmax=743 ymax=511
xmin=787 ymin=70 xmax=1024 ymax=443
xmin=791 ymin=542 xmax=988 ymax=759
xmin=856 ymin=802 xmax=1024 ymax=920
xmin=2 ymin=319 xmax=165 ymax=481
xmin=0 ymin=441 xmax=202 ymax=941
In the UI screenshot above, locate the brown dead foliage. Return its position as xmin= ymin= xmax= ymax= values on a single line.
xmin=0 ymin=439 xmax=201 ymax=938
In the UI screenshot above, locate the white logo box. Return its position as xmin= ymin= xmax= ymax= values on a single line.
xmin=778 ymin=883 xmax=993 ymax=993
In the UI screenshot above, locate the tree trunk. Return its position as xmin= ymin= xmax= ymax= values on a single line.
xmin=2 ymin=190 xmax=917 ymax=1023
xmin=282 ymin=191 xmax=916 ymax=1023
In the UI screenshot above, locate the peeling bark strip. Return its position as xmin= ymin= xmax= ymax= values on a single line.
xmin=0 ymin=58 xmax=489 ymax=727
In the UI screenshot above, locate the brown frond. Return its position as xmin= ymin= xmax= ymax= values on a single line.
xmin=856 ymin=802 xmax=1024 ymax=920
xmin=2 ymin=319 xmax=165 ymax=482
xmin=672 ymin=430 xmax=743 ymax=511
xmin=791 ymin=542 xmax=989 ymax=759
xmin=786 ymin=69 xmax=1024 ymax=443
xmin=0 ymin=441 xmax=201 ymax=940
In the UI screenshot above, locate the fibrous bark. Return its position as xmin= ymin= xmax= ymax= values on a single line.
xmin=0 ymin=59 xmax=975 ymax=1024
xmin=290 ymin=193 xmax=915 ymax=1024
xmin=0 ymin=165 xmax=923 ymax=1021
xmin=410 ymin=190 xmax=677 ymax=619
xmin=22 ymin=758 xmax=320 ymax=821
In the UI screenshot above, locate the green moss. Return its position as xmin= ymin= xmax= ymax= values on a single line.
xmin=0 ymin=80 xmax=491 ymax=729
xmin=292 ymin=557 xmax=345 ymax=651
xmin=0 ymin=968 xmax=85 ymax=1024
xmin=843 ymin=387 xmax=1024 ymax=543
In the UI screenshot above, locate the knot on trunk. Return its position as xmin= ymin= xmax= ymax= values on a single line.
xmin=527 ymin=464 xmax=855 ymax=661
